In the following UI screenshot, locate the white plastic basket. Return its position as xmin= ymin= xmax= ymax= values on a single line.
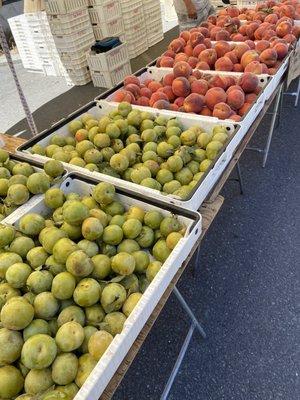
xmin=45 ymin=0 xmax=88 ymax=15
xmin=127 ymin=39 xmax=148 ymax=59
xmin=91 ymin=61 xmax=132 ymax=87
xmin=88 ymin=1 xmax=122 ymax=23
xmin=4 ymin=172 xmax=202 ymax=400
xmin=87 ymin=42 xmax=129 ymax=71
xmin=119 ymin=0 xmax=142 ymax=13
xmin=47 ymin=8 xmax=91 ymax=35
xmin=67 ymin=70 xmax=92 ymax=85
xmin=91 ymin=17 xmax=124 ymax=41
xmin=54 ymin=29 xmax=94 ymax=52
xmin=146 ymin=18 xmax=163 ymax=47
xmin=18 ymin=101 xmax=243 ymax=211
xmin=122 ymin=4 xmax=144 ymax=28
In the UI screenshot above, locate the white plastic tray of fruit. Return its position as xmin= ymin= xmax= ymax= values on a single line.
xmin=18 ymin=100 xmax=241 ymax=211
xmin=4 ymin=173 xmax=202 ymax=400
xmin=104 ymin=66 xmax=269 ymax=138
xmin=1 ymin=154 xmax=67 ymax=224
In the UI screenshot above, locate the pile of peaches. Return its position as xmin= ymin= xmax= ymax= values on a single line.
xmin=112 ymin=68 xmax=261 ymax=121
xmin=156 ymin=0 xmax=299 ymax=76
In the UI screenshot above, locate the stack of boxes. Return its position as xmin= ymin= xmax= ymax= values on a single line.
xmin=119 ymin=0 xmax=148 ymax=59
xmin=86 ymin=41 xmax=131 ymax=88
xmin=45 ymin=0 xmax=94 ymax=85
xmin=142 ymin=0 xmax=164 ymax=48
xmin=8 ymin=12 xmax=66 ymax=76
xmin=87 ymin=0 xmax=124 ymax=41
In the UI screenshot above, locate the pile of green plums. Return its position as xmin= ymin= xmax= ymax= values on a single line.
xmin=30 ymin=102 xmax=230 ymax=199
xmin=0 ymin=149 xmax=64 ymax=220
xmin=0 ymin=181 xmax=186 ymax=399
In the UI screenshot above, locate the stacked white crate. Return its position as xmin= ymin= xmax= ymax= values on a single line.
xmin=86 ymin=42 xmax=131 ymax=88
xmin=119 ymin=0 xmax=148 ymax=58
xmin=87 ymin=0 xmax=125 ymax=41
xmin=45 ymin=0 xmax=94 ymax=85
xmin=142 ymin=0 xmax=164 ymax=47
xmin=8 ymin=12 xmax=66 ymax=76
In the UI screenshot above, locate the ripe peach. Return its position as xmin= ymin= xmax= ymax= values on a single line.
xmin=160 ymin=57 xmax=174 ymax=68
xmin=188 ymin=57 xmax=198 ymax=69
xmin=198 ymin=27 xmax=209 ymax=37
xmin=203 ymin=38 xmax=212 ymax=48
xmin=175 ymin=53 xmax=189 ymax=63
xmin=276 ymin=21 xmax=292 ymax=37
xmin=230 ymin=114 xmax=242 ymax=121
xmin=241 ymin=50 xmax=260 ymax=69
xmin=216 ymin=29 xmax=231 ymax=41
xmin=262 ymin=30 xmax=277 ymax=41
xmin=138 ymin=97 xmax=150 ymax=106
xmin=208 ymin=75 xmax=227 ymax=90
xmin=244 ymin=61 xmax=265 ymax=74
xmin=163 ymin=50 xmax=175 ymax=58
xmin=183 ymin=93 xmax=204 ymax=113
xmin=227 ymin=85 xmax=243 ymax=94
xmin=140 ymin=87 xmax=152 ymax=98
xmin=210 ymin=27 xmax=222 ymax=40
xmin=198 ymin=49 xmax=218 ymax=67
xmin=245 ymin=40 xmax=255 ymax=49
xmin=153 ymin=100 xmax=170 ymax=110
xmin=255 ymin=40 xmax=270 ymax=53
xmin=213 ymin=102 xmax=232 ymax=119
xmin=239 ymin=72 xmax=259 ymax=93
xmin=238 ymin=102 xmax=251 ymax=116
xmin=148 ymin=81 xmax=163 ymax=93
xmin=170 ymin=104 xmax=179 ymax=112
xmin=227 ymin=89 xmax=245 ymax=110
xmin=215 ymin=56 xmax=234 ymax=71
xmin=223 ymin=76 xmax=236 ymax=88
xmin=196 ymin=61 xmax=211 ymax=70
xmin=224 ymin=51 xmax=238 ymax=64
xmin=180 ymin=31 xmax=190 ymax=42
xmin=113 ymin=90 xmax=133 ymax=103
xmin=172 ymin=77 xmax=191 ymax=97
xmin=190 ymin=32 xmax=205 ymax=48
xmin=205 ymin=87 xmax=227 ymax=110
xmin=149 ymin=92 xmax=169 ymax=107
xmin=124 ymin=75 xmax=140 ymax=87
xmin=169 ymin=39 xmax=185 ymax=54
xmin=200 ymin=106 xmax=212 ymax=116
xmin=292 ymin=25 xmax=300 ymax=39
xmin=188 ymin=75 xmax=197 ymax=84
xmin=174 ymin=97 xmax=185 ymax=107
xmin=184 ymin=44 xmax=194 ymax=57
xmin=239 ymin=25 xmax=248 ymax=36
xmin=233 ymin=63 xmax=244 ymax=72
xmin=125 ymin=84 xmax=140 ymax=98
xmin=265 ymin=13 xmax=279 ymax=24
xmin=173 ymin=61 xmax=192 ymax=78
xmin=191 ymin=79 xmax=209 ymax=95
xmin=283 ymin=33 xmax=297 ymax=43
xmin=246 ymin=22 xmax=260 ymax=39
xmin=192 ymin=70 xmax=203 ymax=79
xmin=267 ymin=67 xmax=277 ymax=75
xmin=234 ymin=43 xmax=251 ymax=60
xmin=214 ymin=41 xmax=232 ymax=58
xmin=162 ymin=86 xmax=176 ymax=102
xmin=193 ymin=44 xmax=206 ymax=58
xmin=259 ymin=48 xmax=278 ymax=67
xmin=273 ymin=42 xmax=289 ymax=59
xmin=245 ymin=93 xmax=257 ymax=103
xmin=163 ymin=73 xmax=175 ymax=87
xmin=231 ymin=33 xmax=246 ymax=42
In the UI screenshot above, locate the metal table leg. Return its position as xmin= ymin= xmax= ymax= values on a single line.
xmin=246 ymin=83 xmax=283 ymax=168
xmin=160 ymin=287 xmax=206 ymax=400
xmin=284 ymin=77 xmax=300 ymax=107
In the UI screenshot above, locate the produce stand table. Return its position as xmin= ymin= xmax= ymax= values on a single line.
xmin=0 ymin=72 xmax=285 ymax=400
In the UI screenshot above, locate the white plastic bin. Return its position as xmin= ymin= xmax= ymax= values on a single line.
xmin=45 ymin=0 xmax=88 ymax=15
xmin=87 ymin=43 xmax=128 ymax=71
xmin=91 ymin=61 xmax=132 ymax=87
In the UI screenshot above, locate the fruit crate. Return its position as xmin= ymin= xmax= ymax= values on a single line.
xmin=143 ymin=0 xmax=162 ymax=21
xmin=90 ymin=61 xmax=132 ymax=88
xmin=101 ymin=66 xmax=270 ymax=133
xmin=86 ymin=42 xmax=129 ymax=71
xmin=47 ymin=8 xmax=91 ymax=35
xmin=119 ymin=0 xmax=143 ymax=14
xmin=91 ymin=17 xmax=124 ymax=41
xmin=67 ymin=67 xmax=92 ymax=85
xmin=88 ymin=1 xmax=122 ymax=23
xmin=121 ymin=3 xmax=144 ymax=29
xmin=45 ymin=0 xmax=88 ymax=15
xmin=0 ymin=152 xmax=68 ymax=224
xmin=146 ymin=18 xmax=163 ymax=47
xmin=127 ymin=38 xmax=148 ymax=59
xmin=4 ymin=171 xmax=202 ymax=399
xmin=18 ymin=100 xmax=242 ymax=211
